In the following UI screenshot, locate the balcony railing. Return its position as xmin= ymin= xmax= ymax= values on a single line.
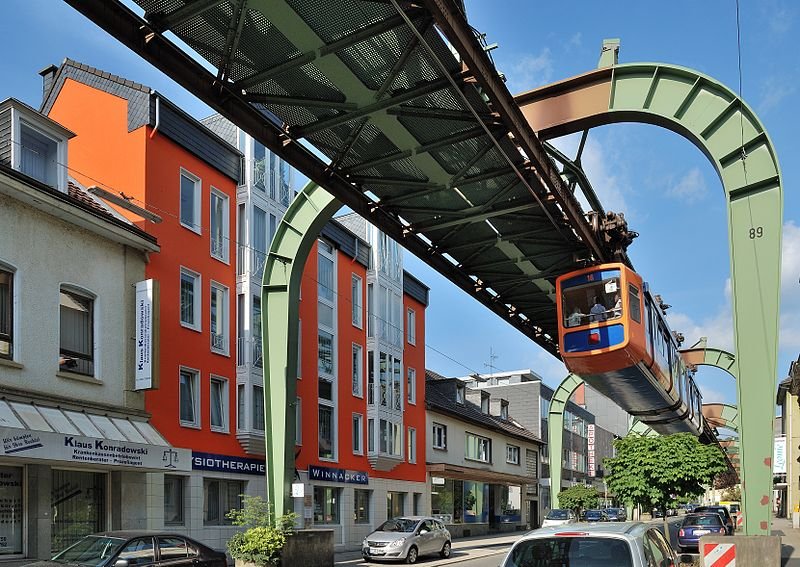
xmin=236 ymin=246 xmax=267 ymax=281
xmin=211 ymin=236 xmax=226 ymax=261
xmin=236 ymin=337 xmax=263 ymax=369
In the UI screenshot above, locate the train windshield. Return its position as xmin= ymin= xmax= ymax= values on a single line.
xmin=561 ymin=269 xmax=622 ymax=327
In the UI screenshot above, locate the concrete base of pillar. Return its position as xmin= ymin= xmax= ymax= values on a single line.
xmin=282 ymin=529 xmax=334 ymax=567
xmin=699 ymin=535 xmax=780 ymax=567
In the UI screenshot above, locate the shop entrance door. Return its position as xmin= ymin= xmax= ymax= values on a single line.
xmin=51 ymin=470 xmax=106 ymax=554
xmin=527 ymin=501 xmax=539 ymax=529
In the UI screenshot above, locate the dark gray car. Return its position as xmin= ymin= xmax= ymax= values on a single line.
xmin=362 ymin=516 xmax=451 ymax=564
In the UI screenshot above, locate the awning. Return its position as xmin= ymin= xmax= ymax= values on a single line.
xmin=0 ymin=399 xmax=191 ymax=472
xmin=427 ymin=462 xmax=535 ymax=486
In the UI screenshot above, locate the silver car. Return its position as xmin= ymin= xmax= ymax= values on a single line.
xmin=501 ymin=522 xmax=676 ymax=567
xmin=362 ymin=516 xmax=452 ymax=564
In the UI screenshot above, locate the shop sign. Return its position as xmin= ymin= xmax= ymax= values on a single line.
xmin=774 ymin=436 xmax=786 ymax=474
xmin=134 ymin=280 xmax=158 ymax=390
xmin=192 ymin=451 xmax=266 ymax=475
xmin=587 ymin=424 xmax=596 ymax=477
xmin=308 ymin=464 xmax=368 ymax=485
xmin=0 ymin=427 xmax=191 ymax=471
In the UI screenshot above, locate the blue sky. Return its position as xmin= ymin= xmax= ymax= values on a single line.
xmin=2 ymin=1 xmax=798 ymax=406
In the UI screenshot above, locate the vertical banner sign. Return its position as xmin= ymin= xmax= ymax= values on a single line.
xmin=587 ymin=424 xmax=596 ymax=477
xmin=135 ymin=280 xmax=155 ymax=390
xmin=774 ymin=436 xmax=787 ymax=474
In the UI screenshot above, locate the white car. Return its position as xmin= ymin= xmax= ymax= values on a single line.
xmin=500 ymin=522 xmax=677 ymax=567
xmin=541 ymin=508 xmax=576 ymax=528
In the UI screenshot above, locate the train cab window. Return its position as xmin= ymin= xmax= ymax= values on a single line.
xmin=561 ymin=271 xmax=621 ymax=327
xmin=628 ymin=284 xmax=641 ymax=323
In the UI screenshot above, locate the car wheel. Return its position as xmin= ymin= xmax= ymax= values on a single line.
xmin=405 ymin=545 xmax=418 ymax=564
xmin=440 ymin=541 xmax=451 ymax=558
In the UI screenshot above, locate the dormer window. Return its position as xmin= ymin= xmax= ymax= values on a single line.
xmin=456 ymin=383 xmax=466 ymax=404
xmin=2 ymin=98 xmax=73 ymax=193
xmin=480 ymin=392 xmax=489 ymax=414
xmin=501 ymin=400 xmax=509 ymax=420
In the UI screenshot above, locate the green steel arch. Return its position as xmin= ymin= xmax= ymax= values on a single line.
xmin=262 ymin=181 xmax=340 ymax=520
xmin=681 ymin=338 xmax=738 ymax=380
xmin=703 ymin=403 xmax=740 ymax=433
xmin=517 ymin=56 xmax=782 ymax=535
xmin=547 ymin=373 xmax=584 ymax=509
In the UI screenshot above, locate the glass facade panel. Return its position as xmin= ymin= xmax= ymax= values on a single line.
xmin=0 ymin=467 xmax=22 ymax=555
xmin=313 ymin=486 xmax=339 ymax=524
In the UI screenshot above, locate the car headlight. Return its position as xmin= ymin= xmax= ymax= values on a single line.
xmin=388 ymin=538 xmax=406 ymax=548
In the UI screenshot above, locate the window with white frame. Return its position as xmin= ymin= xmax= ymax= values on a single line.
xmin=351 ymin=274 xmax=362 ymax=328
xmin=501 ymin=400 xmax=509 ymax=420
xmin=16 ymin=118 xmax=67 ymax=191
xmin=210 ymin=376 xmax=228 ymax=432
xmin=379 ymin=419 xmax=401 ymax=456
xmin=432 ymin=423 xmax=447 ymax=450
xmin=203 ymin=479 xmax=244 ymax=526
xmin=237 ymin=384 xmax=246 ymax=431
xmin=210 ymin=189 xmax=229 ymax=262
xmin=352 ymin=413 xmax=363 ymax=455
xmin=506 ymin=444 xmax=520 ymax=465
xmin=319 ymin=405 xmax=335 ymax=459
xmin=407 ymin=367 xmax=416 ymax=404
xmin=59 ymin=286 xmax=95 ymax=376
xmin=163 ymin=475 xmax=185 ymax=526
xmin=406 ymin=308 xmax=416 ymax=345
xmin=253 ymin=385 xmax=264 ymax=431
xmin=179 ymin=170 xmax=201 ymax=233
xmin=407 ymin=427 xmax=416 ymax=463
xmin=179 ymin=268 xmax=201 ymax=330
xmin=0 ymin=265 xmax=14 ymax=359
xmin=179 ymin=368 xmax=200 ymax=427
xmin=465 ymin=433 xmax=491 ymax=463
xmin=210 ymin=282 xmax=229 ymax=354
xmin=456 ymin=383 xmax=466 ymax=404
xmin=352 ymin=343 xmax=363 ymax=397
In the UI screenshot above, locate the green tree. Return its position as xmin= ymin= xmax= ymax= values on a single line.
xmin=604 ymin=433 xmax=728 ymax=535
xmin=722 ymin=486 xmax=741 ymax=502
xmin=557 ymin=484 xmax=600 ymax=517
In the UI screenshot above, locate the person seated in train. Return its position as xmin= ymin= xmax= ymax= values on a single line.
xmin=567 ymin=306 xmax=585 ymax=327
xmin=610 ymin=293 xmax=622 ymax=319
xmin=589 ymin=297 xmax=607 ymax=322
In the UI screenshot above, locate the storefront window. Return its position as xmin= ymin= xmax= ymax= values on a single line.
xmin=499 ymin=485 xmax=522 ymax=523
xmin=164 ymin=475 xmax=184 ymax=526
xmin=387 ymin=491 xmax=404 ymax=519
xmin=463 ymin=481 xmax=488 ymax=523
xmin=203 ymin=479 xmax=244 ymax=526
xmin=0 ymin=467 xmax=22 ymax=555
xmin=51 ymin=470 xmax=105 ymax=554
xmin=430 ymin=478 xmax=454 ymax=524
xmin=354 ymin=489 xmax=370 ymax=524
xmin=314 ymin=486 xmax=340 ymax=524
xmin=431 ymin=479 xmax=489 ymax=524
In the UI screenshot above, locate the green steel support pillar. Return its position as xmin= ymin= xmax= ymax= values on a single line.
xmin=548 ymin=373 xmax=584 ymax=509
xmin=517 ymin=57 xmax=783 ymax=535
xmin=262 ymin=181 xmax=341 ymax=522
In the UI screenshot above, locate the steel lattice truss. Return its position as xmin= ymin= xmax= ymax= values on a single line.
xmin=69 ymin=0 xmax=627 ymax=355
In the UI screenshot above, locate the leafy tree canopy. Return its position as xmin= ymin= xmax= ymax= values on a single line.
xmin=722 ymin=486 xmax=741 ymax=502
xmin=557 ymin=484 xmax=600 ymax=516
xmin=604 ymin=432 xmax=728 ymax=514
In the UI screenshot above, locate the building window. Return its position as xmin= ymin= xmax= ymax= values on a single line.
xmin=254 ymin=141 xmax=267 ymax=191
xmin=367 ymin=418 xmax=375 ymax=453
xmin=210 ymin=189 xmax=229 ymax=262
xmin=352 ymin=343 xmax=363 ymax=397
xmin=456 ymin=383 xmax=466 ymax=404
xmin=252 ymin=385 xmax=265 ymax=431
xmin=407 ymin=427 xmax=416 ymax=464
xmin=506 ymin=445 xmax=520 ymax=465
xmin=353 ymin=413 xmax=363 ymax=455
xmin=379 ymin=419 xmax=401 ymax=456
xmin=413 ymin=493 xmax=422 ymax=516
xmin=432 ymin=423 xmax=447 ymax=450
xmin=351 ymin=274 xmax=362 ymax=328
xmin=179 ymin=368 xmax=200 ymax=427
xmin=465 ymin=433 xmax=491 ymax=463
xmin=179 ymin=170 xmax=201 ymax=233
xmin=237 ymin=384 xmax=246 ymax=431
xmin=253 ymin=206 xmax=267 ymax=278
xmin=59 ymin=287 xmax=94 ymax=376
xmin=252 ymin=295 xmax=262 ymax=368
xmin=319 ymin=405 xmax=335 ymax=459
xmin=203 ymin=479 xmax=244 ymax=526
xmin=0 ymin=266 xmax=14 ymax=359
xmin=51 ymin=470 xmax=105 ymax=553
xmin=164 ymin=475 xmax=185 ymax=525
xmin=180 ymin=268 xmax=201 ymax=330
xmin=18 ymin=120 xmax=64 ymax=190
xmin=480 ymin=393 xmax=489 ymax=414
xmin=407 ymin=308 xmax=416 ymax=345
xmin=407 ymin=367 xmax=416 ymax=404
xmin=501 ymin=400 xmax=509 ymax=420
xmin=0 ymin=466 xmax=22 ymax=554
xmin=295 ymin=397 xmax=302 ymax=445
xmin=269 ymin=213 xmax=277 ymax=245
xmin=354 ymin=489 xmax=370 ymax=524
xmin=318 ymin=331 xmax=334 ymax=375
xmin=314 ymin=486 xmax=340 ymax=524
xmin=387 ymin=492 xmax=404 ymax=519
xmin=210 ymin=376 xmax=228 ymax=432
xmin=210 ymin=282 xmax=229 ymax=354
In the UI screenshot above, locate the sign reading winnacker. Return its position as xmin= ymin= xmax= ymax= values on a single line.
xmin=308 ymin=464 xmax=368 ymax=485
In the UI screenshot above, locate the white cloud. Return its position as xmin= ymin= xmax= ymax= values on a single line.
xmin=505 ymin=48 xmax=553 ymax=94
xmin=761 ymin=0 xmax=795 ymax=36
xmin=568 ymin=32 xmax=582 ymax=49
xmin=666 ymin=167 xmax=708 ymax=204
xmin=758 ymin=76 xmax=796 ymax=115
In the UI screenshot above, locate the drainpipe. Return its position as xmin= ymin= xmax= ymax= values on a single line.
xmin=149 ymin=92 xmax=160 ymax=138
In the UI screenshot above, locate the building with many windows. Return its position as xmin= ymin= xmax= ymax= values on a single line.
xmin=0 ymin=98 xmax=184 ymax=560
xmin=425 ymin=373 xmax=543 ymax=535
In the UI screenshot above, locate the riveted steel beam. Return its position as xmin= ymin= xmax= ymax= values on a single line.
xmin=146 ymin=0 xmax=224 ymax=32
xmin=549 ymin=374 xmax=585 ymax=507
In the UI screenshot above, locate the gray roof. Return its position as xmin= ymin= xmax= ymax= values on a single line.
xmin=425 ymin=374 xmax=542 ymax=444
xmin=201 ymin=114 xmax=238 ymax=148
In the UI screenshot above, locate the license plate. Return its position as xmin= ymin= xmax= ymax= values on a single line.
xmin=694 ymin=530 xmax=710 ymax=536
xmin=370 ymin=548 xmax=385 ymax=555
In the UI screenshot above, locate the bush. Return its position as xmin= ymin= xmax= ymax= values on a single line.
xmin=225 ymin=496 xmax=297 ymax=566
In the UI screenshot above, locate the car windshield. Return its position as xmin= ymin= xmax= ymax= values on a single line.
xmin=52 ymin=536 xmax=126 ymax=567
xmin=377 ymin=518 xmax=419 ymax=533
xmin=686 ymin=515 xmax=722 ymax=527
xmin=506 ymin=537 xmax=632 ymax=567
xmin=545 ymin=509 xmax=570 ymax=520
xmin=699 ymin=507 xmax=728 ymax=518
xmin=585 ymin=511 xmax=602 ymax=517
xmin=607 ymin=508 xmax=621 ymax=515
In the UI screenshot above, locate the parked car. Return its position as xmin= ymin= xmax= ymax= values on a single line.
xmin=584 ymin=509 xmax=608 ymax=522
xmin=541 ymin=508 xmax=576 ymax=528
xmin=677 ymin=513 xmax=729 ymax=553
xmin=651 ymin=508 xmax=664 ymax=519
xmin=499 ymin=522 xmax=677 ymax=567
xmin=666 ymin=507 xmax=679 ymax=517
xmin=605 ymin=507 xmax=628 ymax=522
xmin=362 ymin=516 xmax=451 ymax=564
xmin=27 ymin=532 xmax=227 ymax=567
xmin=693 ymin=505 xmax=734 ymax=535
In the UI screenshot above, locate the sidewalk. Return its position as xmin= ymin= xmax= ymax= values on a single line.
xmin=771 ymin=515 xmax=800 ymax=566
xmin=334 ymin=531 xmax=521 ymax=566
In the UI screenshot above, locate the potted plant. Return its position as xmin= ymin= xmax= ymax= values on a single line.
xmin=226 ymin=495 xmax=297 ymax=567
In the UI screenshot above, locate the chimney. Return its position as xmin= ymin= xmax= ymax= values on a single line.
xmin=38 ymin=64 xmax=58 ymax=107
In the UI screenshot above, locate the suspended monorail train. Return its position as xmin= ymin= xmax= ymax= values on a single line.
xmin=555 ymin=263 xmax=704 ymax=436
